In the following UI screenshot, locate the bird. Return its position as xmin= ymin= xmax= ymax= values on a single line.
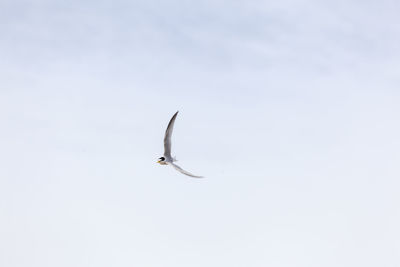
xmin=156 ymin=111 xmax=203 ymax=178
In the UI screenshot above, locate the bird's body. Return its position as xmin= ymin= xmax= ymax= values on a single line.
xmin=157 ymin=111 xmax=203 ymax=178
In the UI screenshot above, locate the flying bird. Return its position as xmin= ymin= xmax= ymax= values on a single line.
xmin=157 ymin=111 xmax=203 ymax=178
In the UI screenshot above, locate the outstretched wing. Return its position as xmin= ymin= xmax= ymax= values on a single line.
xmin=170 ymin=163 xmax=203 ymax=178
xmin=163 ymin=111 xmax=179 ymax=160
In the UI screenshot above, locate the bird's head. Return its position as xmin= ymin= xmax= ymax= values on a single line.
xmin=157 ymin=156 xmax=166 ymax=164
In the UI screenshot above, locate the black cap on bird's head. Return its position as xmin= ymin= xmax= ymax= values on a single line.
xmin=157 ymin=157 xmax=165 ymax=164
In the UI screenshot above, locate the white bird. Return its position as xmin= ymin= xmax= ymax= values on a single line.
xmin=157 ymin=111 xmax=203 ymax=178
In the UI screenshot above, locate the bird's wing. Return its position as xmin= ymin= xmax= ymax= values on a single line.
xmin=170 ymin=163 xmax=203 ymax=178
xmin=163 ymin=111 xmax=179 ymax=159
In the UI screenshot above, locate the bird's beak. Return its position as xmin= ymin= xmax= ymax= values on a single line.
xmin=156 ymin=160 xmax=161 ymax=164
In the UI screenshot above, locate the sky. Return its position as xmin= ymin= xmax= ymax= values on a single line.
xmin=0 ymin=0 xmax=400 ymax=266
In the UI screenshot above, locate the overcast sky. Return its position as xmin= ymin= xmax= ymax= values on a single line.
xmin=1 ymin=0 xmax=400 ymax=266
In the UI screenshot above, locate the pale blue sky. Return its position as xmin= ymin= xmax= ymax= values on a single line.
xmin=1 ymin=0 xmax=400 ymax=266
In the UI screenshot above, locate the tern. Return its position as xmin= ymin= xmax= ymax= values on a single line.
xmin=156 ymin=111 xmax=203 ymax=178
